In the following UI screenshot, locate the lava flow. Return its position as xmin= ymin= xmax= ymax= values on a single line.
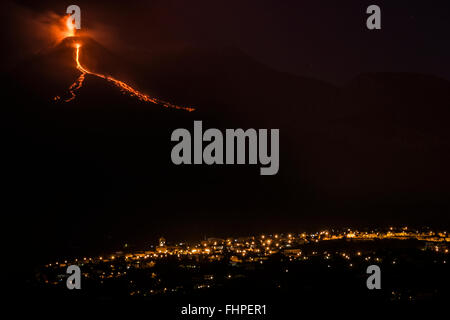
xmin=57 ymin=18 xmax=194 ymax=111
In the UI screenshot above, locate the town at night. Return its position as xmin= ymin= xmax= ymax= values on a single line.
xmin=35 ymin=227 xmax=449 ymax=305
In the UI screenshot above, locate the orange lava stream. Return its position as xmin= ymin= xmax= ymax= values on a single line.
xmin=61 ymin=44 xmax=194 ymax=112
xmin=65 ymin=70 xmax=86 ymax=102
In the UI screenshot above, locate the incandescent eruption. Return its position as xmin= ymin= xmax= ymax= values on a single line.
xmin=56 ymin=17 xmax=194 ymax=111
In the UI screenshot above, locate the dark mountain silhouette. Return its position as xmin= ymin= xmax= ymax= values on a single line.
xmin=3 ymin=37 xmax=450 ymax=263
xmin=130 ymin=46 xmax=339 ymax=126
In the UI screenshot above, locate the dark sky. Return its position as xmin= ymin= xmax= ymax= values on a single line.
xmin=3 ymin=0 xmax=450 ymax=83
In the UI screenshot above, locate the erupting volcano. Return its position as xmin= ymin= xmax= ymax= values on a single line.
xmin=55 ymin=17 xmax=194 ymax=112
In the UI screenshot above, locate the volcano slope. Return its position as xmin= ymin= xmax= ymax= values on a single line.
xmin=3 ymin=38 xmax=450 ymax=265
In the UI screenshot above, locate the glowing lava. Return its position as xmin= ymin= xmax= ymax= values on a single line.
xmin=58 ymin=18 xmax=194 ymax=111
